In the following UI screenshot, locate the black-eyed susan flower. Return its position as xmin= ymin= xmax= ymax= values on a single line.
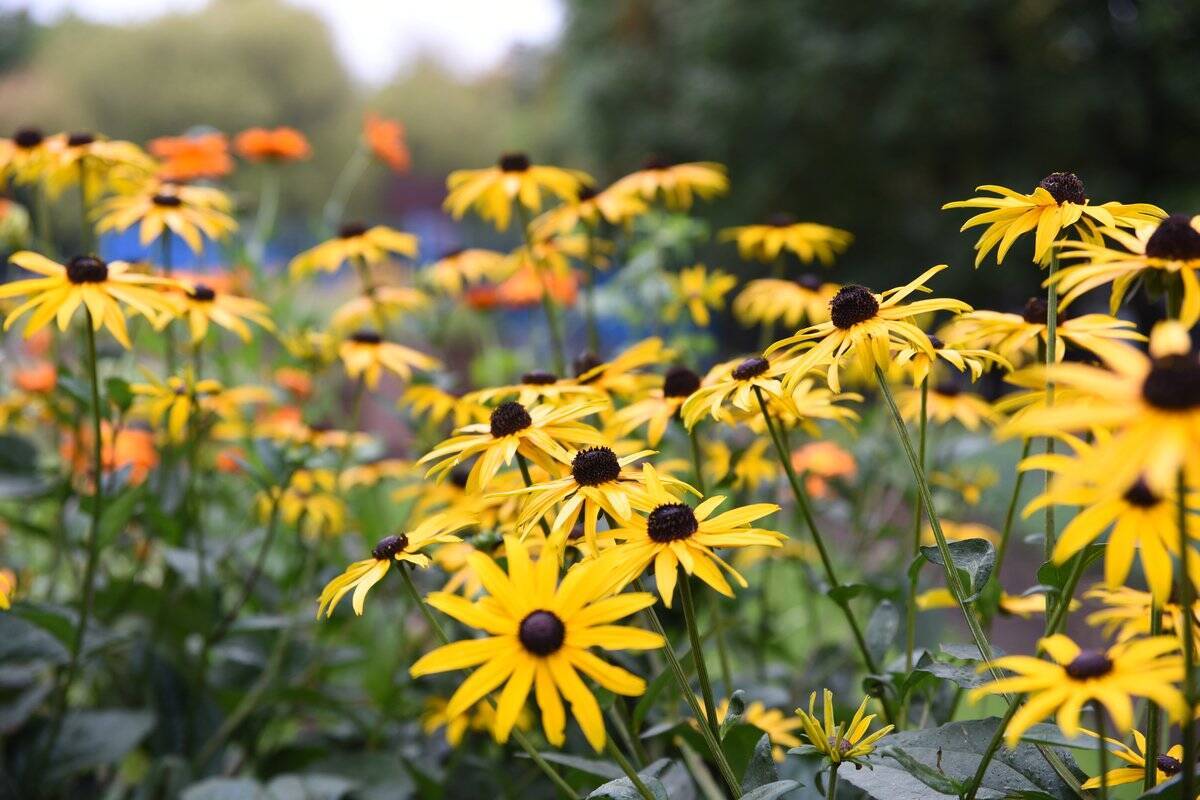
xmin=893 ymin=333 xmax=1011 ymax=387
xmin=942 ymin=173 xmax=1164 ymax=267
xmin=609 ymin=157 xmax=728 ymax=210
xmin=899 ymin=381 xmax=1000 ymax=430
xmin=769 ymin=265 xmax=971 ymax=392
xmin=730 ymin=438 xmax=778 ymax=493
xmin=970 ymin=634 xmax=1185 ymax=746
xmin=916 ymin=587 xmax=1065 ymax=619
xmin=130 ymin=368 xmax=223 ymax=442
xmin=599 ymin=464 xmax=784 ymax=606
xmin=444 ymin=152 xmax=591 ymax=232
xmin=432 ymin=541 xmax=488 ymax=598
xmin=330 ymin=286 xmax=428 ymax=332
xmin=42 ymin=131 xmax=156 ymax=200
xmin=680 ymin=355 xmax=793 ymax=427
xmin=316 ymin=512 xmax=474 ymax=617
xmin=573 ymin=338 xmax=673 ymax=399
xmin=279 ymin=327 xmax=339 ymax=369
xmin=531 ymin=183 xmax=648 ymax=239
xmin=410 ymin=536 xmax=664 ymax=752
xmin=466 ymin=371 xmax=604 ymax=409
xmin=162 ymin=280 xmax=273 ymax=343
xmin=338 ymin=329 xmax=440 ymax=390
xmin=425 ymin=248 xmax=510 ymax=296
xmin=1079 ymin=728 xmax=1184 ymax=790
xmin=339 ymin=458 xmax=415 ymax=490
xmin=94 ymin=181 xmax=237 ymax=254
xmin=733 ymin=274 xmax=839 ymax=331
xmin=705 ymin=698 xmax=803 ymax=762
xmin=793 ymin=690 xmax=894 ymax=767
xmin=260 ymin=468 xmax=345 ymax=539
xmin=0 ymin=252 xmax=176 ymax=348
xmin=663 ymin=265 xmax=737 ymax=327
xmin=289 ymin=222 xmax=418 ymax=279
xmin=0 ymin=128 xmax=51 ymax=187
xmin=419 ymin=400 xmax=607 ymax=493
xmin=1085 ymin=585 xmax=1200 ymax=648
xmin=402 ymin=384 xmax=487 ymax=430
xmin=611 ymin=366 xmax=702 ymax=446
xmin=720 ymin=216 xmax=853 ymax=265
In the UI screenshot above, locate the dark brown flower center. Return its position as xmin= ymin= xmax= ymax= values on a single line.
xmin=498 ymin=152 xmax=530 ymax=172
xmin=1145 ymin=214 xmax=1200 ymax=261
xmin=1157 ymin=754 xmax=1183 ymax=776
xmin=640 ymin=154 xmax=672 ymax=171
xmin=1064 ymin=650 xmax=1113 ymax=679
xmin=577 ymin=185 xmax=598 ymax=202
xmin=732 ymin=356 xmax=769 ymax=381
xmin=1142 ymin=355 xmax=1200 ymax=411
xmin=663 ymin=365 xmax=701 ymax=398
xmin=647 ymin=503 xmax=698 ymax=543
xmin=13 ymin=128 xmax=43 ymax=148
xmin=518 ymin=610 xmax=565 ymax=656
xmin=350 ymin=329 xmax=382 ymax=345
xmin=934 ymin=381 xmax=961 ymax=397
xmin=1038 ymin=172 xmax=1086 ymax=205
xmin=67 ymin=131 xmax=95 ymax=147
xmin=1022 ymin=296 xmax=1049 ymax=325
xmin=338 ymin=222 xmax=368 ymax=239
xmin=797 ymin=273 xmax=823 ymax=291
xmin=829 ymin=285 xmax=879 ymax=329
xmin=767 ymin=212 xmax=797 ymax=227
xmin=927 ymin=335 xmax=945 ymax=350
xmin=1123 ymin=478 xmax=1162 ymax=508
xmin=489 ymin=401 xmax=532 ymax=437
xmin=152 ymin=193 xmax=183 ymax=208
xmin=571 ymin=446 xmax=621 ymax=486
xmin=371 ymin=533 xmax=409 ymax=560
xmin=574 ymin=352 xmax=603 ymax=382
xmin=65 ymin=255 xmax=108 ymax=284
xmin=449 ymin=464 xmax=472 ymax=489
xmin=521 ymin=371 xmax=558 ymax=385
xmin=189 ymin=284 xmax=216 ymax=302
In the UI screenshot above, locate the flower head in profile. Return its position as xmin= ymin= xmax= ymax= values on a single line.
xmin=680 ymin=354 xmax=793 ymax=427
xmin=330 ymin=286 xmax=428 ymax=332
xmin=899 ymin=381 xmax=1000 ymax=430
xmin=769 ymin=265 xmax=970 ymax=392
xmin=0 ymin=127 xmax=52 ymax=187
xmin=609 ymin=157 xmax=728 ymax=209
xmin=893 ymin=331 xmax=1010 ymax=387
xmin=43 ymin=131 xmax=156 ymax=200
xmin=793 ymin=690 xmax=893 ymax=767
xmin=573 ymin=338 xmax=672 ymax=399
xmin=444 ymin=152 xmax=591 ymax=231
xmin=942 ymin=173 xmax=1164 ymax=266
xmin=969 ymin=634 xmax=1184 ymax=746
xmin=363 ymin=112 xmax=410 ymax=172
xmin=410 ymin=537 xmax=664 ymax=752
xmin=734 ymin=274 xmax=840 ymax=330
xmin=289 ymin=222 xmax=418 ymax=279
xmin=95 ymin=181 xmax=237 ymax=254
xmin=234 ymin=127 xmax=311 ymax=163
xmin=1085 ymin=584 xmax=1200 ymax=649
xmin=720 ymin=215 xmax=852 ymax=265
xmin=130 ymin=368 xmax=223 ymax=442
xmin=531 ymin=183 xmax=648 ymax=239
xmin=466 ymin=371 xmax=604 ymax=409
xmin=0 ymin=252 xmax=177 ymax=348
xmin=1079 ymin=728 xmax=1184 ymax=790
xmin=599 ymin=464 xmax=783 ymax=606
xmin=424 ymin=248 xmax=510 ymax=297
xmin=706 ymin=698 xmax=803 ymax=762
xmin=422 ymin=696 xmax=532 ymax=747
xmin=149 ymin=131 xmax=233 ymax=182
xmin=612 ymin=366 xmax=702 ymax=446
xmin=402 ymin=384 xmax=487 ymax=430
xmin=260 ymin=469 xmax=345 ymax=539
xmin=316 ymin=512 xmax=474 ymax=617
xmin=161 ymin=280 xmax=273 ymax=343
xmin=338 ymin=329 xmax=440 ymax=389
xmin=664 ymin=265 xmax=738 ymax=327
xmin=917 ymin=587 xmax=1062 ymax=619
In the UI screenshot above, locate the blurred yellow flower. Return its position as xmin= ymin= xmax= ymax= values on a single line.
xmin=664 ymin=265 xmax=737 ymax=327
xmin=610 ymin=157 xmax=728 ymax=209
xmin=720 ymin=216 xmax=852 ymax=265
xmin=444 ymin=152 xmax=591 ymax=231
xmin=338 ymin=330 xmax=440 ymax=389
xmin=733 ymin=275 xmax=839 ymax=330
xmin=94 ymin=181 xmax=237 ymax=254
xmin=289 ymin=223 xmax=418 ymax=279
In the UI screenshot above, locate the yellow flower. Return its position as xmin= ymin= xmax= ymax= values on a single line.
xmin=289 ymin=223 xmax=418 ymax=279
xmin=402 ymin=384 xmax=487 ymax=430
xmin=733 ymin=275 xmax=839 ymax=330
xmin=708 ymin=698 xmax=803 ymax=762
xmin=0 ymin=568 xmax=16 ymax=610
xmin=893 ymin=333 xmax=1010 ymax=387
xmin=664 ymin=265 xmax=737 ymax=327
xmin=919 ymin=520 xmax=999 ymax=547
xmin=0 ymin=252 xmax=177 ymax=348
xmin=573 ymin=338 xmax=672 ymax=399
xmin=444 ymin=152 xmax=591 ymax=232
xmin=769 ymin=265 xmax=970 ymax=392
xmin=425 ymin=248 xmax=510 ymax=296
xmin=899 ymin=382 xmax=1000 ymax=430
xmin=531 ymin=183 xmax=648 ymax=239
xmin=316 ymin=512 xmax=474 ymax=617
xmin=915 ymin=587 xmax=1065 ymax=619
xmin=260 ymin=469 xmax=345 ymax=539
xmin=330 ymin=286 xmax=428 ymax=332
xmin=944 ymin=303 xmax=1144 ymax=369
xmin=161 ymin=280 xmax=273 ymax=343
xmin=410 ymin=536 xmax=664 ymax=752
xmin=680 ymin=355 xmax=791 ymax=427
xmin=94 ymin=182 xmax=237 ymax=254
xmin=41 ymin=131 xmax=156 ymax=201
xmin=339 ymin=458 xmax=415 ymax=490
xmin=1085 ymin=584 xmax=1200 ymax=649
xmin=338 ymin=330 xmax=440 ymax=390
xmin=720 ymin=216 xmax=852 ymax=265
xmin=432 ymin=541 xmax=488 ymax=598
xmin=942 ymin=173 xmax=1164 ymax=267
xmin=731 ymin=438 xmax=778 ymax=493
xmin=465 ymin=371 xmax=605 ymax=409
xmin=609 ymin=158 xmax=728 ymax=209
xmin=598 ymin=464 xmax=783 ymax=606
xmin=612 ymin=366 xmax=702 ymax=446
xmin=795 ymin=690 xmax=893 ymax=766
xmin=1078 ymin=728 xmax=1185 ymax=790
xmin=969 ymin=634 xmax=1185 ymax=746
xmin=422 ymin=696 xmax=532 ymax=747
xmin=279 ymin=327 xmax=338 ymax=368
xmin=0 ymin=128 xmax=53 ymax=187
xmin=929 ymin=466 xmax=999 ymax=506
xmin=419 ymin=400 xmax=607 ymax=494
xmin=130 ymin=368 xmax=223 ymax=442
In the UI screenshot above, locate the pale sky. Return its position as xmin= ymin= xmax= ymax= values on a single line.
xmin=0 ymin=0 xmax=565 ymax=83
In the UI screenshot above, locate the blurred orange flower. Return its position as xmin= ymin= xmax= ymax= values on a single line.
xmin=274 ymin=366 xmax=313 ymax=399
xmin=791 ymin=441 xmax=857 ymax=498
xmin=464 ymin=284 xmax=500 ymax=310
xmin=23 ymin=329 xmax=51 ymax=358
xmin=215 ymin=447 xmax=244 ymax=474
xmin=234 ymin=127 xmax=311 ymax=162
xmin=363 ymin=113 xmax=410 ymax=173
xmin=494 ymin=266 xmax=578 ymax=309
xmin=62 ymin=423 xmax=158 ymax=488
xmin=13 ymin=361 xmax=55 ymax=393
xmin=150 ymin=132 xmax=233 ymax=181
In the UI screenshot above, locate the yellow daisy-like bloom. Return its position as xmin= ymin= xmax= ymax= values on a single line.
xmin=916 ymin=587 xmax=1063 ymax=619
xmin=339 ymin=458 xmax=415 ymax=490
xmin=893 ymin=333 xmax=1011 ymax=387
xmin=611 ymin=366 xmax=702 ymax=446
xmin=419 ymin=399 xmax=608 ymax=494
xmin=425 ymin=248 xmax=510 ymax=297
xmin=1002 ymin=324 xmax=1200 ymax=494
xmin=1078 ymin=728 xmax=1185 ymax=790
xmin=130 ymin=368 xmax=223 ymax=442
xmin=444 ymin=152 xmax=591 ymax=232
xmin=0 ymin=568 xmax=14 ymax=610
xmin=1085 ymin=584 xmax=1200 ymax=648
xmin=410 ymin=536 xmax=664 ymax=752
xmin=609 ymin=157 xmax=728 ymax=210
xmin=733 ymin=274 xmax=839 ymax=330
xmin=94 ymin=182 xmax=237 ymax=254
xmin=402 ymin=384 xmax=487 ymax=430
xmin=330 ymin=286 xmax=428 ymax=332
xmin=338 ymin=329 xmax=440 ymax=390
xmin=260 ymin=469 xmax=345 ymax=539
xmin=465 ymin=371 xmax=605 ymax=409
xmin=720 ymin=216 xmax=853 ymax=265
xmin=289 ymin=222 xmax=418 ymax=279
xmin=599 ymin=464 xmax=784 ymax=607
xmin=41 ymin=131 xmax=156 ymax=201
xmin=422 ymin=696 xmax=532 ymax=747
xmin=919 ymin=520 xmax=999 ymax=547
xmin=942 ymin=172 xmax=1165 ymax=267
xmin=573 ymin=338 xmax=673 ymax=399
xmin=663 ymin=265 xmax=738 ymax=327
xmin=531 ymin=183 xmax=648 ymax=239
xmin=769 ymin=265 xmax=971 ymax=392
xmin=161 ymin=280 xmax=273 ymax=344
xmin=680 ymin=355 xmax=792 ymax=427
xmin=971 ymin=634 xmax=1185 ymax=747
xmin=898 ymin=381 xmax=1000 ymax=430
xmin=795 ymin=690 xmax=894 ymax=767
xmin=279 ymin=328 xmax=338 ymax=368
xmin=730 ymin=438 xmax=778 ymax=492
xmin=432 ymin=541 xmax=488 ymax=598
xmin=0 ymin=128 xmax=53 ymax=187
xmin=316 ymin=512 xmax=474 ymax=617
xmin=0 ymin=252 xmax=177 ymax=348
xmin=1052 ymin=213 xmax=1200 ymax=327
xmin=929 ymin=465 xmax=999 ymax=506
xmin=708 ymin=698 xmax=803 ymax=762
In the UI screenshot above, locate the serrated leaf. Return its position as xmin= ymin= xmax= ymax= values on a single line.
xmin=912 ymin=659 xmax=989 ymax=689
xmin=866 ymin=600 xmax=899 ymax=664
xmin=740 ymin=780 xmax=799 ymax=800
xmin=920 ymin=538 xmax=995 ymax=601
xmin=740 ymin=733 xmax=780 ymax=792
xmin=882 ymin=746 xmax=967 ymax=795
xmin=586 ymin=774 xmax=668 ymax=800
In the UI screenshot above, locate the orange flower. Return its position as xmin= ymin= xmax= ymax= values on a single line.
xmin=494 ymin=265 xmax=578 ymax=309
xmin=149 ymin=132 xmax=233 ymax=181
xmin=274 ymin=367 xmax=313 ymax=399
xmin=61 ymin=423 xmax=158 ymax=488
xmin=465 ymin=284 xmax=500 ymax=310
xmin=13 ymin=361 xmax=55 ymax=393
xmin=234 ymin=127 xmax=311 ymax=162
xmin=363 ymin=113 xmax=410 ymax=173
xmin=791 ymin=441 xmax=857 ymax=499
xmin=23 ymin=329 xmax=51 ymax=358
xmin=215 ymin=447 xmax=245 ymax=474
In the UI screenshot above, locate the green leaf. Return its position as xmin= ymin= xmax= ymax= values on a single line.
xmin=721 ymin=721 xmax=766 ymax=781
xmin=181 ymin=778 xmax=265 ymax=800
xmin=740 ymin=733 xmax=780 ymax=792
xmin=826 ymin=583 xmax=868 ymax=605
xmin=1138 ymin=770 xmax=1200 ymax=798
xmin=919 ymin=538 xmax=995 ymax=601
xmin=105 ymin=376 xmax=133 ymax=412
xmin=740 ymin=781 xmax=799 ymax=800
xmin=866 ymin=600 xmax=899 ymax=664
xmin=720 ymin=689 xmax=747 ymax=739
xmin=911 ymin=658 xmax=988 ymax=690
xmin=264 ymin=774 xmax=357 ymax=800
xmin=0 ymin=433 xmax=37 ymax=474
xmin=99 ymin=484 xmax=143 ymax=547
xmin=882 ymin=746 xmax=967 ymax=795
xmin=534 ymin=752 xmax=622 ymax=779
xmin=0 ymin=611 xmax=69 ymax=664
xmin=45 ymin=709 xmax=155 ymax=782
xmin=585 ymin=774 xmax=668 ymax=799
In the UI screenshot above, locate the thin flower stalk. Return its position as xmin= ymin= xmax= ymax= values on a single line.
xmin=904 ymin=377 xmax=928 ymax=678
xmin=517 ymin=204 xmax=567 ymax=375
xmin=1180 ymin=467 xmax=1196 ymax=800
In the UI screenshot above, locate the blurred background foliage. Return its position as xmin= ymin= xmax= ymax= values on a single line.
xmin=1 ymin=0 xmax=1199 ymax=307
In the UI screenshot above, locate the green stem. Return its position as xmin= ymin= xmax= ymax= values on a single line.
xmin=396 ymin=566 xmax=578 ymax=800
xmin=248 ymin=166 xmax=281 ymax=267
xmin=517 ymin=205 xmax=566 ymax=375
xmin=1043 ymin=249 xmax=1059 ymax=566
xmin=334 ymin=377 xmax=367 ymax=477
xmin=607 ymin=738 xmax=655 ymax=800
xmin=964 ymin=694 xmax=1023 ymax=800
xmin=904 ymin=378 xmax=928 ymax=678
xmin=1180 ymin=467 xmax=1196 ymax=800
xmin=583 ymin=221 xmax=600 ymax=354
xmin=1144 ymin=601 xmax=1163 ymax=791
xmin=825 ymin=763 xmax=839 ymax=800
xmin=1043 ymin=551 xmax=1086 ymax=636
xmin=1095 ymin=703 xmax=1109 ymax=800
xmin=993 ymin=438 xmax=1033 ymax=584
xmin=606 ymin=703 xmax=646 ymax=768
xmin=680 ymin=571 xmax=720 ymax=738
xmin=322 ymin=143 xmax=371 ymax=237
xmin=688 ymin=424 xmax=707 ymax=495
